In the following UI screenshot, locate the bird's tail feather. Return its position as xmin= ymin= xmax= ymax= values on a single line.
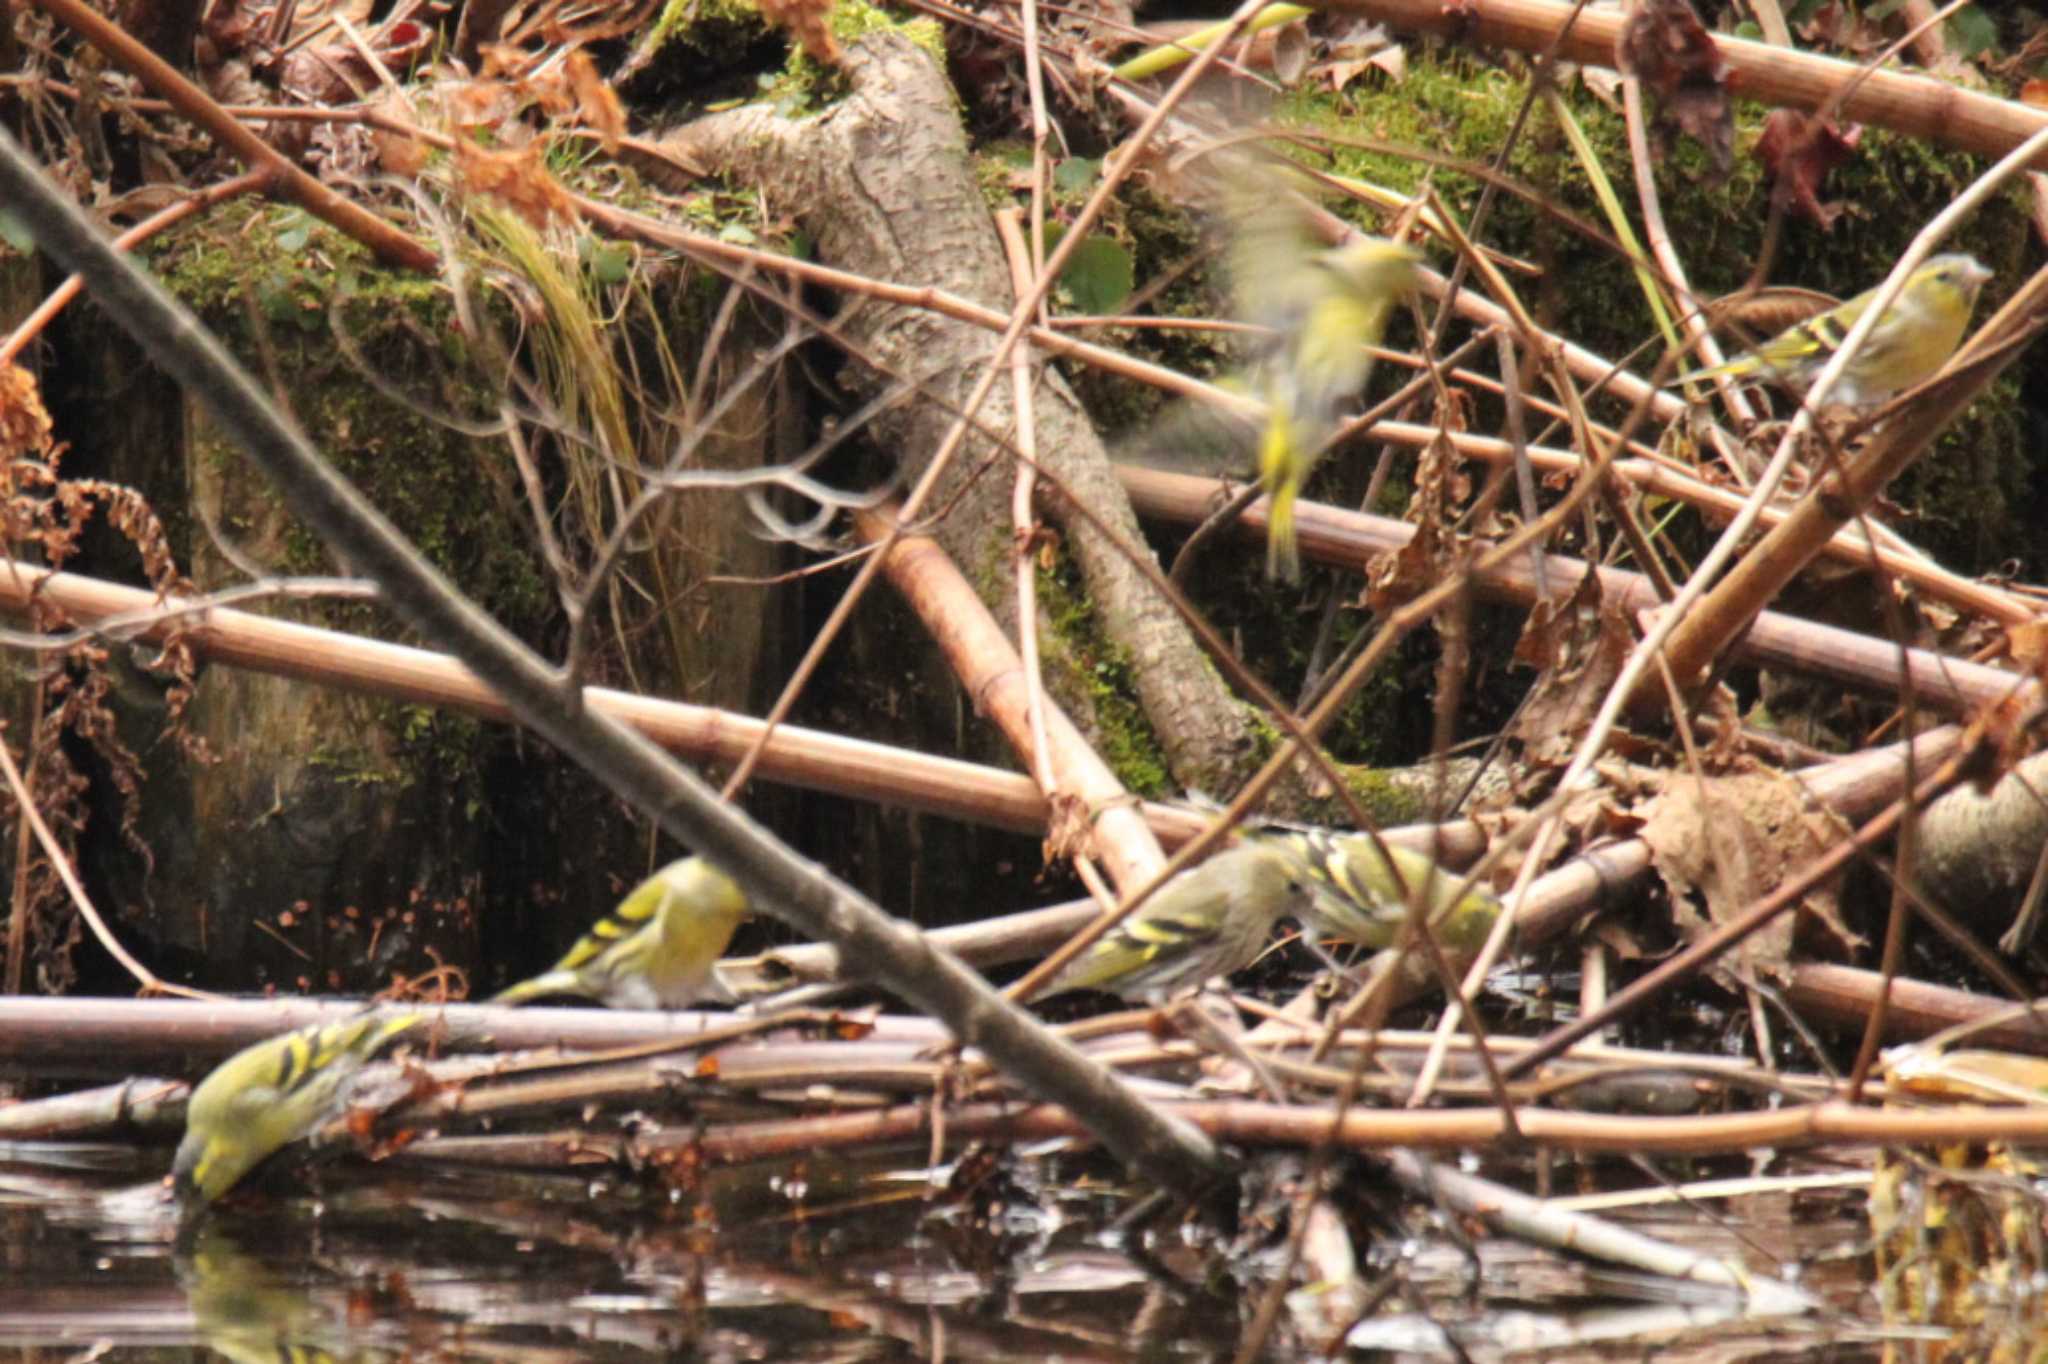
xmin=490 ymin=972 xmax=584 ymax=1006
xmin=1265 ymin=484 xmax=1300 ymax=582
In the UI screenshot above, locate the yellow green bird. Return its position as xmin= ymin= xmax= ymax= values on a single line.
xmin=490 ymin=856 xmax=748 ymax=1010
xmin=1240 ymin=229 xmax=1422 ymax=582
xmin=1041 ymin=845 xmax=1319 ymax=1002
xmin=173 ymin=1009 xmax=425 ymax=1209
xmin=1250 ymin=829 xmax=1501 ymax=954
xmin=1680 ymin=253 xmax=1991 ymax=410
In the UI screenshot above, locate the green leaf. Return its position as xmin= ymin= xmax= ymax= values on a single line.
xmin=258 ymin=272 xmax=297 ymax=323
xmin=274 ymin=211 xmax=312 ymax=253
xmin=0 ymin=210 xmax=35 ymax=252
xmin=1042 ymin=225 xmax=1132 ymax=315
xmin=1052 ymin=157 xmax=1100 ymax=195
xmin=1945 ymin=5 xmax=1998 ymax=58
xmin=580 ymin=234 xmax=633 ymax=286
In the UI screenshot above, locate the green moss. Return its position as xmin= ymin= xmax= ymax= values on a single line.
xmin=389 ymin=704 xmax=490 ymax=812
xmin=148 ymin=204 xmax=551 ymax=821
xmin=826 ymin=2 xmax=944 ymax=65
xmin=1335 ymin=761 xmax=1434 ymax=827
xmin=1033 ymin=553 xmax=1173 ymax=797
xmin=154 ymin=205 xmax=551 ymax=622
xmin=644 ymin=0 xmax=943 ymax=113
xmin=1271 ymin=54 xmax=2025 ymax=364
xmin=1251 ymin=47 xmax=2038 ymax=580
xmin=975 ymin=142 xmax=1034 ymax=210
xmin=766 ymin=7 xmax=945 ymax=110
xmin=645 ymin=0 xmax=781 ymax=65
xmin=307 ymin=746 xmax=401 ymax=788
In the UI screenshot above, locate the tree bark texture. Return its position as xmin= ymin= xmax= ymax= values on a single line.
xmin=666 ymin=34 xmax=1263 ymax=797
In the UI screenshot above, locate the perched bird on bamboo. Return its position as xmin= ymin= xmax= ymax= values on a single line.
xmin=1251 ymin=829 xmax=1502 ymax=954
xmin=1040 ymin=845 xmax=1320 ymax=1002
xmin=490 ymin=856 xmax=747 ymax=1010
xmin=173 ymin=1009 xmax=425 ymax=1209
xmin=1233 ymin=200 xmax=1422 ymax=581
xmin=1677 ymin=253 xmax=1992 ymax=410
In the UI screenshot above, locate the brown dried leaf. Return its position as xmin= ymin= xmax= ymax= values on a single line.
xmin=1638 ymin=767 xmax=1860 ymax=982
xmin=1364 ymin=419 xmax=1475 ymax=610
xmin=1792 ymin=0 xmax=1884 ymax=53
xmin=0 ymin=363 xmax=54 ymax=460
xmin=1506 ymin=565 xmax=1634 ymax=770
xmin=1316 ymin=57 xmax=1373 ymax=93
xmin=1614 ymin=0 xmax=1732 ymax=182
xmin=380 ymin=20 xmax=430 ymax=71
xmin=477 ymin=43 xmax=528 ymax=80
xmin=1698 ymin=682 xmax=1747 ymax=770
xmin=277 ymin=0 xmax=375 ymax=49
xmin=1701 ymin=284 xmax=1838 ymax=340
xmin=2008 ymin=619 xmax=2048 ymax=677
xmin=1965 ymin=690 xmax=2034 ymax=794
xmin=439 ymin=78 xmax=522 ymax=135
xmin=1888 ymin=1048 xmax=2048 ymax=1104
xmin=1754 ymin=109 xmax=1862 ymax=231
xmin=760 ymin=0 xmax=842 ymax=66
xmin=1364 ymin=515 xmax=1438 ymax=613
xmin=1270 ymin=23 xmax=1310 ymax=86
xmin=1041 ymin=791 xmax=1093 ymax=866
xmin=370 ymin=90 xmax=429 ymax=176
xmin=563 ymin=51 xmax=626 ymax=152
xmin=1554 ymin=762 xmax=1639 ymax=844
xmin=453 ymin=139 xmax=577 ymax=228
xmin=274 ymin=18 xmax=428 ymax=105
xmin=199 ymin=1 xmax=262 ymax=61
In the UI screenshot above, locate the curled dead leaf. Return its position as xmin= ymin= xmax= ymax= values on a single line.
xmin=760 ymin=0 xmax=842 ymax=66
xmin=2008 ymin=620 xmax=2048 ymax=677
xmin=1638 ymin=767 xmax=1861 ymax=980
xmin=1615 ymin=0 xmax=1733 ymax=182
xmin=0 ymin=364 xmax=54 ymax=460
xmin=453 ymin=139 xmax=577 ymax=228
xmin=563 ymin=51 xmax=626 ymax=152
xmin=1754 ymin=108 xmax=1862 ymax=231
xmin=1507 ymin=565 xmax=1633 ymax=769
xmin=1700 ymin=284 xmax=1839 ymax=342
xmin=1042 ymin=790 xmax=1094 ymax=866
xmin=369 ymin=91 xmax=430 ymax=176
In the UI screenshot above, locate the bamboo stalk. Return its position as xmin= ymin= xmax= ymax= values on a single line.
xmin=1117 ymin=465 xmax=2038 ymax=716
xmin=0 ymin=559 xmax=1212 ymax=847
xmin=385 ymin=1091 xmax=2048 ymax=1169
xmin=1327 ymin=0 xmax=2048 ymax=166
xmin=851 ymin=505 xmax=1167 ymax=891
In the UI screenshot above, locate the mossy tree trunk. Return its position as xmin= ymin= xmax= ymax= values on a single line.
xmin=18 ymin=213 xmax=801 ymax=994
xmin=667 ymin=33 xmax=1266 ymax=801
